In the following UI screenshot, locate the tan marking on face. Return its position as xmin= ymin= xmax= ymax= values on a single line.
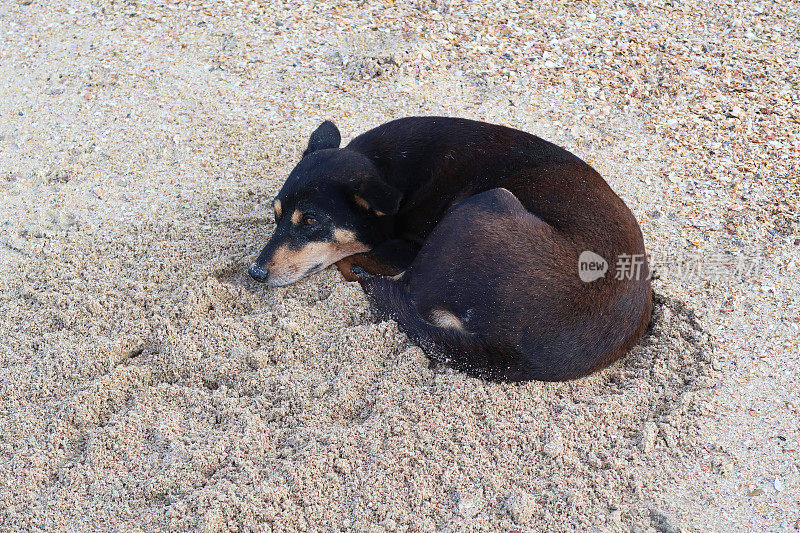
xmin=264 ymin=236 xmax=371 ymax=286
xmin=353 ymin=195 xmax=387 ymax=216
xmin=333 ymin=228 xmax=357 ymax=244
xmin=428 ymin=309 xmax=466 ymax=331
xmin=353 ymin=195 xmax=370 ymax=211
xmin=273 ymin=199 xmax=282 ymax=218
xmin=333 ymin=231 xmax=371 ymax=256
xmin=291 ymin=210 xmax=302 ymax=224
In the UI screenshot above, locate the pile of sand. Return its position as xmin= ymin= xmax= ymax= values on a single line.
xmin=0 ymin=210 xmax=717 ymax=530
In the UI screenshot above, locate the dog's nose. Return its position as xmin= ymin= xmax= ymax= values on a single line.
xmin=248 ymin=263 xmax=270 ymax=283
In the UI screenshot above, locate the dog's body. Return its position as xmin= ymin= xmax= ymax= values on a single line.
xmin=249 ymin=117 xmax=651 ymax=381
xmin=359 ymin=188 xmax=651 ymax=381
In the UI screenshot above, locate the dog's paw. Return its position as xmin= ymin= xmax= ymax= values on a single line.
xmin=350 ymin=265 xmax=374 ymax=280
xmin=336 ymin=257 xmax=361 ymax=282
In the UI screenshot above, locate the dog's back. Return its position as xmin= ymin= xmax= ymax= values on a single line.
xmin=346 ymin=117 xmax=584 ymax=241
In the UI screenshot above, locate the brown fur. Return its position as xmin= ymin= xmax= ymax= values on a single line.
xmin=353 ymin=195 xmax=371 ymax=211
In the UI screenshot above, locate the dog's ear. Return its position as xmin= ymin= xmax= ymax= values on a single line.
xmin=353 ymin=178 xmax=402 ymax=216
xmin=303 ymin=120 xmax=341 ymax=157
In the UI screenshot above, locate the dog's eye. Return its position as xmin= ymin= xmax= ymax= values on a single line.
xmin=304 ymin=216 xmax=318 ymax=226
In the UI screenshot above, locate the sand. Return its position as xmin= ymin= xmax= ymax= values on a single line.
xmin=1 ymin=0 xmax=798 ymax=531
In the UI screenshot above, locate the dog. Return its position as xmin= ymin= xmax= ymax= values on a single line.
xmin=248 ymin=117 xmax=651 ymax=381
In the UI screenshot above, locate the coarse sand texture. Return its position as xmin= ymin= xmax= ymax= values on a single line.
xmin=1 ymin=0 xmax=798 ymax=531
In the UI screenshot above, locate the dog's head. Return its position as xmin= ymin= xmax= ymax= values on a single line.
xmin=248 ymin=121 xmax=402 ymax=286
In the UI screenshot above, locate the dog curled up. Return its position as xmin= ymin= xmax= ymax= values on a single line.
xmin=248 ymin=117 xmax=652 ymax=382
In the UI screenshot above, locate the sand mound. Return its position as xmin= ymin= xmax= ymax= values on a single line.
xmin=1 ymin=207 xmax=718 ymax=529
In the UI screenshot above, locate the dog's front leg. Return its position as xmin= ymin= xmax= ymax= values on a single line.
xmin=336 ymin=239 xmax=419 ymax=282
xmin=336 ymin=255 xmax=368 ymax=282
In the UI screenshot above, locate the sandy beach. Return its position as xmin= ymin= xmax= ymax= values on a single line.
xmin=1 ymin=0 xmax=798 ymax=530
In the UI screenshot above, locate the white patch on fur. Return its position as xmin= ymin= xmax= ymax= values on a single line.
xmin=428 ymin=308 xmax=466 ymax=331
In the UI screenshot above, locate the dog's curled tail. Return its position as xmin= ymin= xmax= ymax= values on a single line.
xmin=361 ymin=276 xmax=543 ymax=382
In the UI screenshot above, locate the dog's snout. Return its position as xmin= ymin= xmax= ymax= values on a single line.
xmin=248 ymin=263 xmax=270 ymax=283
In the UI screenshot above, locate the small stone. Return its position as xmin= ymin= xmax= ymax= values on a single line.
xmin=650 ymin=508 xmax=681 ymax=533
xmin=640 ymin=421 xmax=658 ymax=453
xmin=507 ymin=491 xmax=536 ymax=523
xmin=774 ymin=477 xmax=785 ymax=492
xmin=199 ymin=507 xmax=224 ymax=533
xmin=543 ymin=431 xmax=564 ymax=458
xmin=334 ymin=458 xmax=351 ymax=475
xmin=245 ymin=349 xmax=272 ymax=369
xmin=280 ymin=319 xmax=300 ymax=334
xmin=92 ymin=187 xmax=104 ymax=198
xmin=456 ymin=495 xmax=481 ymax=518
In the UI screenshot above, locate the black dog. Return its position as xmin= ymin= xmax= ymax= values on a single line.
xmin=249 ymin=117 xmax=651 ymax=381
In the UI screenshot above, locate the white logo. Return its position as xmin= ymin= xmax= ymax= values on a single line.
xmin=578 ymin=251 xmax=608 ymax=282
